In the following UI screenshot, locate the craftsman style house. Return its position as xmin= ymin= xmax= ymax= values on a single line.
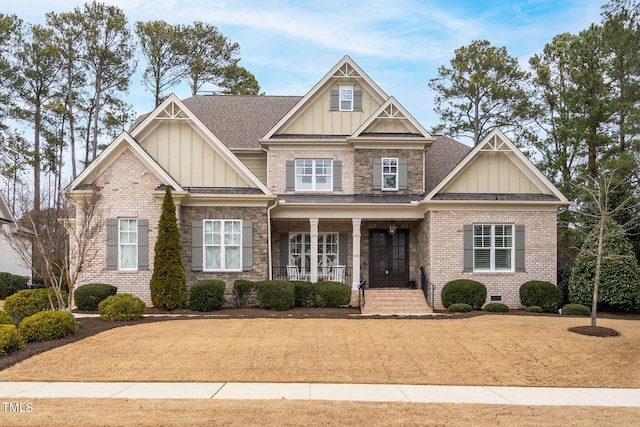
xmin=67 ymin=56 xmax=568 ymax=311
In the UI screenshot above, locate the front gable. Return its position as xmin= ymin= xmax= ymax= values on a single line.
xmin=351 ymin=97 xmax=432 ymax=140
xmin=425 ymin=129 xmax=568 ymax=203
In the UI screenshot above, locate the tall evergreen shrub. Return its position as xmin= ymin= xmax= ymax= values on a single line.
xmin=149 ymin=186 xmax=187 ymax=310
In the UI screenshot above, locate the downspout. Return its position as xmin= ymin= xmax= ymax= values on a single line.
xmin=267 ymin=199 xmax=278 ymax=280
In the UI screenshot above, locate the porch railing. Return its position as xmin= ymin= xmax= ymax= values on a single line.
xmin=420 ymin=266 xmax=435 ymax=308
xmin=272 ymin=266 xmax=352 ymax=284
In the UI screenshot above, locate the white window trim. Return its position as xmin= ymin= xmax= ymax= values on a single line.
xmin=473 ymin=224 xmax=514 ymax=272
xmin=339 ymin=85 xmax=354 ymax=111
xmin=295 ymin=159 xmax=333 ymax=191
xmin=118 ymin=218 xmax=138 ymax=271
xmin=289 ymin=232 xmax=339 ymax=276
xmin=382 ymin=157 xmax=399 ymax=191
xmin=203 ymin=219 xmax=243 ymax=272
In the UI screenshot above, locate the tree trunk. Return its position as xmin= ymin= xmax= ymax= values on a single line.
xmin=591 ymin=215 xmax=605 ymax=327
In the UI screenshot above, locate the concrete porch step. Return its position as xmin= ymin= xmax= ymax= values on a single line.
xmin=360 ymin=288 xmax=433 ymax=316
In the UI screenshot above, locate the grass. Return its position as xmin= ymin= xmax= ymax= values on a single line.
xmin=1 ymin=314 xmax=639 ymax=425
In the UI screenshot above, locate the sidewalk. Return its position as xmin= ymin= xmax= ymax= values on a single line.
xmin=1 ymin=382 xmax=639 ymax=406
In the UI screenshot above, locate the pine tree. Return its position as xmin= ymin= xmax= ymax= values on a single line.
xmin=150 ymin=186 xmax=187 ymax=310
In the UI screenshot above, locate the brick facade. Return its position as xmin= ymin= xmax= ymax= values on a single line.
xmin=425 ymin=209 xmax=558 ymax=309
xmin=354 ymin=148 xmax=423 ymax=194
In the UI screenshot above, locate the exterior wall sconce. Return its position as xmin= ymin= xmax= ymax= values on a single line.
xmin=389 ymin=223 xmax=396 ymax=235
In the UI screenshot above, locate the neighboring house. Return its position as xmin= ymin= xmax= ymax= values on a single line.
xmin=0 ymin=192 xmax=32 ymax=281
xmin=67 ymin=56 xmax=569 ymax=309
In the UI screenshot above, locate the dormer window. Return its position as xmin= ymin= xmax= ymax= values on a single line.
xmin=382 ymin=158 xmax=399 ymax=190
xmin=339 ymin=85 xmax=354 ymax=111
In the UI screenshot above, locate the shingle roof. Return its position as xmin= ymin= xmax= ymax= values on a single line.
xmin=182 ymin=95 xmax=302 ymax=150
xmin=424 ymin=135 xmax=472 ymax=194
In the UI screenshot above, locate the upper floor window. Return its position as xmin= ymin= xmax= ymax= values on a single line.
xmin=474 ymin=224 xmax=513 ymax=271
xmin=382 ymin=158 xmax=398 ymax=190
xmin=204 ymin=219 xmax=242 ymax=271
xmin=295 ymin=159 xmax=332 ymax=191
xmin=339 ymin=85 xmax=354 ymax=111
xmin=119 ymin=218 xmax=138 ymax=270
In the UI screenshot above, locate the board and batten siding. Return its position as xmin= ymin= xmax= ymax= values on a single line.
xmin=140 ymin=121 xmax=252 ymax=188
xmin=236 ymin=152 xmax=268 ymax=185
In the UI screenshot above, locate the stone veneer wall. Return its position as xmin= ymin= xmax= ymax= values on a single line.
xmin=180 ymin=206 xmax=269 ymax=294
xmin=354 ymin=148 xmax=423 ymax=195
xmin=75 ymin=149 xmax=163 ymax=304
xmin=426 ymin=209 xmax=558 ymax=309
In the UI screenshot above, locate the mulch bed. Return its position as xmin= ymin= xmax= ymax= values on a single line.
xmin=1 ymin=307 xmax=635 ymax=372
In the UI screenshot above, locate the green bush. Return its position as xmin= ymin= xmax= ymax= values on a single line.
xmin=256 ymin=280 xmax=294 ymax=311
xmin=441 ymin=279 xmax=487 ymax=309
xmin=525 ymin=305 xmax=543 ymax=313
xmin=189 ymin=280 xmax=226 ymax=312
xmin=561 ymin=303 xmax=591 ymax=316
xmin=232 ymin=280 xmax=256 ymax=308
xmin=0 ymin=310 xmax=14 ymax=325
xmin=519 ymin=280 xmax=563 ymax=312
xmin=448 ymin=303 xmax=472 ymax=313
xmin=98 ymin=294 xmax=146 ymax=321
xmin=18 ymin=311 xmax=76 ymax=342
xmin=483 ymin=302 xmax=509 ymax=313
xmin=292 ymin=281 xmax=314 ymax=307
xmin=0 ymin=324 xmax=24 ymax=355
xmin=314 ymin=281 xmax=351 ymax=308
xmin=75 ymin=284 xmax=118 ymax=311
xmin=4 ymin=288 xmax=68 ymax=321
xmin=0 ymin=272 xmax=28 ymax=299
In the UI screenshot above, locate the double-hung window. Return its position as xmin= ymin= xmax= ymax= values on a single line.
xmin=204 ymin=219 xmax=242 ymax=271
xmin=339 ymin=85 xmax=354 ymax=111
xmin=473 ymin=224 xmax=513 ymax=271
xmin=382 ymin=158 xmax=398 ymax=190
xmin=295 ymin=159 xmax=332 ymax=191
xmin=119 ymin=218 xmax=138 ymax=270
xmin=289 ymin=232 xmax=339 ymax=276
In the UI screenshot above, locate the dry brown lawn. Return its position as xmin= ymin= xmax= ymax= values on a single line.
xmin=1 ymin=315 xmax=639 ymax=426
xmin=1 ymin=316 xmax=639 ymax=387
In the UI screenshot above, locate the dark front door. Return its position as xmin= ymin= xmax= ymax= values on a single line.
xmin=369 ymin=229 xmax=409 ymax=288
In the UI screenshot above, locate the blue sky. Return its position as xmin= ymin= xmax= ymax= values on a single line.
xmin=5 ymin=0 xmax=606 ymax=129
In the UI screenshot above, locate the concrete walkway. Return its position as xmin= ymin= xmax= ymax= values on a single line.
xmin=1 ymin=382 xmax=639 ymax=406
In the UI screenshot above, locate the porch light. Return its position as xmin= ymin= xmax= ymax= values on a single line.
xmin=389 ymin=223 xmax=396 ymax=235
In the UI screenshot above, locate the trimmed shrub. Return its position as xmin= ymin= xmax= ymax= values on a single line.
xmin=232 ymin=280 xmax=256 ymax=308
xmin=18 ymin=311 xmax=76 ymax=342
xmin=525 ymin=305 xmax=543 ymax=313
xmin=448 ymin=303 xmax=472 ymax=313
xmin=98 ymin=294 xmax=146 ymax=321
xmin=441 ymin=279 xmax=487 ymax=309
xmin=483 ymin=302 xmax=509 ymax=313
xmin=150 ymin=186 xmax=187 ymax=310
xmin=519 ymin=280 xmax=563 ymax=312
xmin=0 ymin=310 xmax=14 ymax=325
xmin=0 ymin=272 xmax=28 ymax=299
xmin=0 ymin=324 xmax=24 ymax=356
xmin=4 ymin=288 xmax=68 ymax=321
xmin=189 ymin=280 xmax=226 ymax=312
xmin=561 ymin=303 xmax=590 ymax=316
xmin=256 ymin=280 xmax=294 ymax=311
xmin=75 ymin=284 xmax=117 ymax=311
xmin=292 ymin=281 xmax=314 ymax=307
xmin=314 ymin=281 xmax=351 ymax=308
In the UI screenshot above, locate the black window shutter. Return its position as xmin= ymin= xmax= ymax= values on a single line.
xmin=398 ymin=158 xmax=408 ymax=190
xmin=373 ymin=158 xmax=382 ymax=190
xmin=330 ymin=90 xmax=339 ymax=111
xmin=515 ymin=225 xmax=525 ymax=272
xmin=192 ymin=220 xmax=203 ymax=272
xmin=106 ymin=219 xmax=118 ymax=270
xmin=286 ymin=160 xmax=295 ymax=191
xmin=463 ymin=225 xmax=473 ymax=272
xmin=137 ymin=219 xmax=149 ymax=270
xmin=279 ymin=233 xmax=289 ymax=269
xmin=333 ymin=160 xmax=342 ymax=191
xmin=242 ymin=220 xmax=253 ymax=272
xmin=354 ymin=90 xmax=363 ymax=111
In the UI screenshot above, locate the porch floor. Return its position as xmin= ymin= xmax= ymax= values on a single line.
xmin=360 ymin=288 xmax=433 ymax=316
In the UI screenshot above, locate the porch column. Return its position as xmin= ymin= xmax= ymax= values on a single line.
xmin=309 ymin=218 xmax=319 ymax=283
xmin=352 ymin=218 xmax=361 ymax=290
